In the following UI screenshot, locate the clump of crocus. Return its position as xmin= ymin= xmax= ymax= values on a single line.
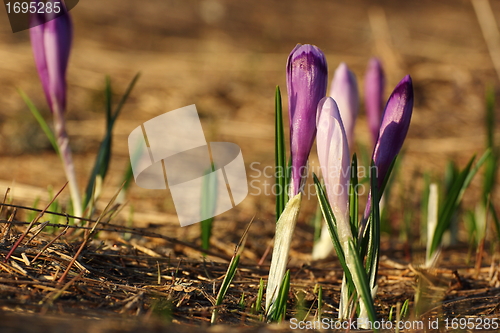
xmin=364 ymin=57 xmax=385 ymax=148
xmin=266 ymin=44 xmax=327 ymax=314
xmin=329 ymin=63 xmax=359 ymax=149
xmin=30 ymin=0 xmax=82 ymax=218
xmin=313 ymin=74 xmax=413 ymax=324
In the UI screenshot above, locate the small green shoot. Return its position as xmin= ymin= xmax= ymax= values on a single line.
xmin=83 ymin=73 xmax=140 ymax=211
xmin=316 ymin=285 xmax=323 ymax=322
xmin=239 ymin=293 xmax=246 ymax=311
xmin=210 ymin=253 xmax=240 ymax=324
xmin=266 ymin=269 xmax=290 ymax=323
xmin=18 ymin=89 xmax=59 ymax=154
xmin=429 ymin=150 xmax=491 ymax=257
xmin=200 ymin=165 xmax=217 ymax=253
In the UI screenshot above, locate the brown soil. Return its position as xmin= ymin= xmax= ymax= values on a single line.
xmin=0 ymin=0 xmax=499 ymax=331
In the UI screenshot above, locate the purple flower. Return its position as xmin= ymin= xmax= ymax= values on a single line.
xmin=316 ymin=97 xmax=351 ymax=234
xmin=363 ymin=75 xmax=413 ymax=220
xmin=287 ymin=44 xmax=328 ymax=196
xmin=330 ymin=63 xmax=359 ymax=149
xmin=30 ymin=0 xmax=72 ymax=116
xmin=364 ymin=58 xmax=385 ymax=147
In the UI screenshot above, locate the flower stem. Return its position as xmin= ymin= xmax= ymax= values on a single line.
xmin=53 ymin=109 xmax=82 ymax=219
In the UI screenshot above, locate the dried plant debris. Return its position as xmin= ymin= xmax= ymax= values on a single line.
xmin=0 ymin=205 xmax=497 ymax=333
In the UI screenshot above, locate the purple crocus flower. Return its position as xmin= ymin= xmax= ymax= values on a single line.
xmin=30 ymin=0 xmax=72 ymax=116
xmin=363 ymin=75 xmax=413 ymax=220
xmin=287 ymin=44 xmax=328 ymax=197
xmin=330 ymin=63 xmax=359 ymax=149
xmin=29 ymin=1 xmax=82 ymax=219
xmin=364 ymin=58 xmax=385 ymax=148
xmin=316 ymin=97 xmax=351 ymax=238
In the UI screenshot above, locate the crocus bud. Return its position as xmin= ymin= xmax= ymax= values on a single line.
xmin=330 ymin=63 xmax=359 ymax=149
xmin=363 ymin=75 xmax=413 ymax=220
xmin=316 ymin=97 xmax=351 ymax=241
xmin=364 ymin=58 xmax=385 ymax=148
xmin=287 ymin=44 xmax=328 ymax=197
xmin=30 ymin=0 xmax=72 ymax=116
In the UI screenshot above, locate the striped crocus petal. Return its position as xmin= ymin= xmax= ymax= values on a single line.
xmin=316 ymin=97 xmax=351 ymax=240
xmin=330 ymin=63 xmax=359 ymax=149
xmin=287 ymin=44 xmax=328 ymax=197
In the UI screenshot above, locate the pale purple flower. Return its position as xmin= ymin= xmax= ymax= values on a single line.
xmin=30 ymin=0 xmax=72 ymax=116
xmin=330 ymin=63 xmax=359 ymax=149
xmin=364 ymin=58 xmax=385 ymax=147
xmin=29 ymin=1 xmax=82 ymax=219
xmin=287 ymin=44 xmax=328 ymax=197
xmin=316 ymin=97 xmax=351 ymax=239
xmin=363 ymin=75 xmax=413 ymax=220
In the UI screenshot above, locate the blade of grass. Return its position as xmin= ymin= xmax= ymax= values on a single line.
xmin=266 ymin=269 xmax=290 ymax=322
xmin=430 ymin=150 xmax=490 ymax=255
xmin=275 ymin=86 xmax=287 ymax=221
xmin=347 ymin=240 xmax=378 ymax=329
xmin=83 ymin=73 xmax=140 ymax=209
xmin=365 ymin=161 xmax=380 ymax=291
xmin=201 ymin=165 xmax=217 ymax=253
xmin=18 ymin=89 xmax=58 ymax=154
xmin=210 ymin=253 xmax=240 ymax=324
xmin=349 ymin=154 xmax=359 ymax=233
xmin=255 ymin=278 xmax=264 ymax=315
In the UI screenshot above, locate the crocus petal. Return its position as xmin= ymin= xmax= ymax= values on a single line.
xmin=373 ymin=75 xmax=413 ymax=188
xmin=364 ymin=58 xmax=385 ymax=147
xmin=287 ymin=44 xmax=328 ymax=196
xmin=30 ymin=15 xmax=51 ymax=109
xmin=363 ymin=75 xmax=413 ymax=220
xmin=30 ymin=0 xmax=72 ymax=115
xmin=330 ymin=63 xmax=359 ymax=149
xmin=316 ymin=97 xmax=351 ymax=239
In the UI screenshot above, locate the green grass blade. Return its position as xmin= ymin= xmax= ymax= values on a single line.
xmin=313 ymin=174 xmax=345 ymax=267
xmin=430 ymin=150 xmax=490 ymax=255
xmin=347 ymin=240 xmax=378 ymax=328
xmin=349 ymin=154 xmax=359 ymax=233
xmin=211 ymin=254 xmax=240 ymax=324
xmin=275 ymin=86 xmax=287 ymax=221
xmin=266 ymin=269 xmax=290 ymax=322
xmin=255 ymin=278 xmax=264 ymax=315
xmin=83 ymin=74 xmax=140 ymax=209
xmin=313 ymin=173 xmax=355 ymax=290
xmin=111 ymin=73 xmax=140 ymax=124
xmin=365 ymin=161 xmax=380 ymax=291
xmin=317 ymin=285 xmax=323 ymax=321
xmin=18 ymin=89 xmax=58 ymax=154
xmin=488 ymin=201 xmax=500 ymax=241
xmin=200 ymin=166 xmax=217 ymax=253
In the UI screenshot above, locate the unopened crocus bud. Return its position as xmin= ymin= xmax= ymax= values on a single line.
xmin=316 ymin=97 xmax=352 ymax=242
xmin=330 ymin=63 xmax=359 ymax=149
xmin=30 ymin=0 xmax=72 ymax=116
xmin=287 ymin=44 xmax=328 ymax=197
xmin=364 ymin=58 xmax=385 ymax=148
xmin=363 ymin=75 xmax=413 ymax=220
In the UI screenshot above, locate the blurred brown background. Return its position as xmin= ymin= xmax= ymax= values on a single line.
xmin=0 ymin=0 xmax=499 ymax=253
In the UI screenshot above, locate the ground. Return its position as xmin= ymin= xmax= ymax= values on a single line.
xmin=0 ymin=0 xmax=499 ymax=331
